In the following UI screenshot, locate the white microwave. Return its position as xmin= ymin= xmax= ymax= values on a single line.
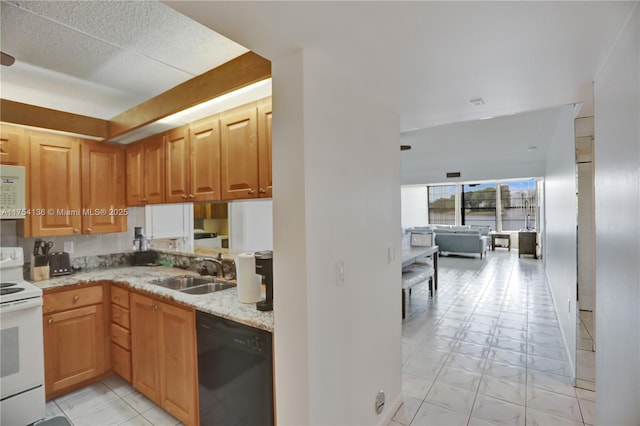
xmin=0 ymin=165 xmax=26 ymax=219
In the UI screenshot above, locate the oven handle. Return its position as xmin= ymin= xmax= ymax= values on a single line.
xmin=0 ymin=297 xmax=42 ymax=314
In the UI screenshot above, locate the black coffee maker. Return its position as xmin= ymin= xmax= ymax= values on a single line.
xmin=255 ymin=250 xmax=273 ymax=311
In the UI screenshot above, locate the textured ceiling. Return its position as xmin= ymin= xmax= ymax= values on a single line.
xmin=0 ymin=0 xmax=248 ymax=118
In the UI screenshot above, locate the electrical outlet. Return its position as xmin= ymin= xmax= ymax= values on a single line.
xmin=64 ymin=241 xmax=74 ymax=254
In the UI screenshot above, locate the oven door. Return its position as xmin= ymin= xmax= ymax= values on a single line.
xmin=0 ymin=297 xmax=45 ymax=399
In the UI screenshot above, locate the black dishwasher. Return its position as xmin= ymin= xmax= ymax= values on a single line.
xmin=196 ymin=311 xmax=274 ymax=426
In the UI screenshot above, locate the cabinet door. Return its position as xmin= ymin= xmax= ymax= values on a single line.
xmin=190 ymin=117 xmax=221 ymax=202
xmin=165 ymin=126 xmax=191 ymax=203
xmin=157 ymin=301 xmax=198 ymax=426
xmin=43 ymin=304 xmax=106 ymax=397
xmin=29 ymin=132 xmax=82 ymax=236
xmin=0 ymin=124 xmax=26 ymax=165
xmin=144 ymin=134 xmax=165 ymax=204
xmin=130 ymin=293 xmax=160 ymax=402
xmin=81 ymin=140 xmax=126 ymax=234
xmin=125 ymin=141 xmax=145 ymax=206
xmin=258 ymin=98 xmax=273 ymax=198
xmin=220 ymin=104 xmax=259 ymax=200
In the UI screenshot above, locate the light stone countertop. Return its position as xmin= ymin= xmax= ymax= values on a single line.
xmin=32 ymin=266 xmax=274 ymax=332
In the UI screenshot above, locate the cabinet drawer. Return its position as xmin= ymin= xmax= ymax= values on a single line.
xmin=112 ymin=343 xmax=131 ymax=383
xmin=111 ymin=304 xmax=130 ymax=329
xmin=111 ymin=323 xmax=131 ymax=350
xmin=111 ymin=286 xmax=129 ymax=309
xmin=44 ymin=285 xmax=103 ymax=314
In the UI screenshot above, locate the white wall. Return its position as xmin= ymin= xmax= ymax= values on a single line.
xmin=228 ymin=199 xmax=273 ymax=251
xmin=401 ymin=185 xmax=428 ymax=229
xmin=543 ymin=105 xmax=578 ymax=373
xmin=593 ymin=4 xmax=640 ymax=424
xmin=272 ymin=49 xmax=402 ymax=425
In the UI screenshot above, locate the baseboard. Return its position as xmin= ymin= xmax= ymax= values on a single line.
xmin=377 ymin=393 xmax=402 ymax=426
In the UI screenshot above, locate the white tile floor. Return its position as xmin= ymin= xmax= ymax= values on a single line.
xmin=42 ymin=375 xmax=181 ymax=426
xmin=393 ymin=250 xmax=596 ymax=426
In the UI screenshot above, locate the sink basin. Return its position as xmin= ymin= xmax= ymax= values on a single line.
xmin=179 ymin=282 xmax=235 ymax=295
xmin=152 ymin=275 xmax=222 ymax=291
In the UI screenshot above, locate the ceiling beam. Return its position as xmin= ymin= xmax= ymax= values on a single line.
xmin=107 ymin=51 xmax=271 ymax=139
xmin=0 ymin=99 xmax=109 ymax=138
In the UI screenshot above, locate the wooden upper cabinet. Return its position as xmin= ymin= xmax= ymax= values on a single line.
xmin=125 ymin=142 xmax=145 ymax=206
xmin=0 ymin=124 xmax=26 ymax=165
xmin=220 ymin=103 xmax=259 ymax=200
xmin=145 ymin=135 xmax=165 ymax=204
xmin=125 ymin=135 xmax=165 ymax=206
xmin=165 ymin=126 xmax=191 ymax=203
xmin=189 ymin=116 xmax=221 ymax=201
xmin=29 ymin=131 xmax=82 ymax=236
xmin=258 ymin=98 xmax=273 ymax=198
xmin=81 ymin=141 xmax=127 ymax=234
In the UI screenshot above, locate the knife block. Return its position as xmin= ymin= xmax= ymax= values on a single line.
xmin=30 ymin=255 xmax=50 ymax=281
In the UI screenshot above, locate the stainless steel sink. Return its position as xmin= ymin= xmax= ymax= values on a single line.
xmin=179 ymin=282 xmax=235 ymax=295
xmin=151 ymin=275 xmax=227 ymax=291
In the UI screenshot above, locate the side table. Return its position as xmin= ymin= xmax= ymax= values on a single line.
xmin=490 ymin=232 xmax=511 ymax=251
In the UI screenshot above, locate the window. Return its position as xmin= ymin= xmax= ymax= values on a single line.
xmin=424 ymin=179 xmax=539 ymax=231
xmin=427 ymin=185 xmax=455 ymax=225
xmin=500 ymin=179 xmax=537 ymax=231
xmin=462 ymin=183 xmax=496 ymax=230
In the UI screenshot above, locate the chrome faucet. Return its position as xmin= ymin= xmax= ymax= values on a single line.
xmin=196 ymin=256 xmax=227 ymax=278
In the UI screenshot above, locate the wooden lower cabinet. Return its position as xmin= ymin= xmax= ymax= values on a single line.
xmin=110 ymin=285 xmax=132 ymax=382
xmin=518 ymin=231 xmax=538 ymax=259
xmin=130 ymin=293 xmax=199 ymax=426
xmin=43 ymin=284 xmax=107 ymax=399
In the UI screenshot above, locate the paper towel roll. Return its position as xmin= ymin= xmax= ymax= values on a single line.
xmin=236 ymin=252 xmax=261 ymax=304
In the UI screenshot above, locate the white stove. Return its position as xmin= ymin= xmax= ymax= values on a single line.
xmin=0 ymin=247 xmax=45 ymax=426
xmin=0 ymin=247 xmax=43 ymax=303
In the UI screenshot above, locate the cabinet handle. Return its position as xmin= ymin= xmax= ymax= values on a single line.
xmin=188 ymin=194 xmax=195 ymax=199
xmin=86 ymin=227 xmax=92 ymax=233
xmin=259 ymin=188 xmax=266 ymax=194
xmin=181 ymin=194 xmax=188 ymax=199
xmin=48 ymin=318 xmax=53 ymax=324
xmin=248 ymin=188 xmax=255 ymax=195
xmin=142 ymin=198 xmax=147 ymax=203
xmin=154 ymin=305 xmax=159 ymax=310
xmin=73 ymin=295 xmax=80 ymax=302
xmin=73 ymin=228 xmax=80 ymax=234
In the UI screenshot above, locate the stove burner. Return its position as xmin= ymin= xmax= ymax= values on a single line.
xmin=0 ymin=282 xmax=18 ymax=288
xmin=1 ymin=287 xmax=24 ymax=296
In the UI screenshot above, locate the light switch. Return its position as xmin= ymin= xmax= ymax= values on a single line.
xmin=64 ymin=241 xmax=74 ymax=254
xmin=336 ymin=261 xmax=345 ymax=285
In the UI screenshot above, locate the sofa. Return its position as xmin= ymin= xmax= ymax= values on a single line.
xmin=432 ymin=225 xmax=490 ymax=259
